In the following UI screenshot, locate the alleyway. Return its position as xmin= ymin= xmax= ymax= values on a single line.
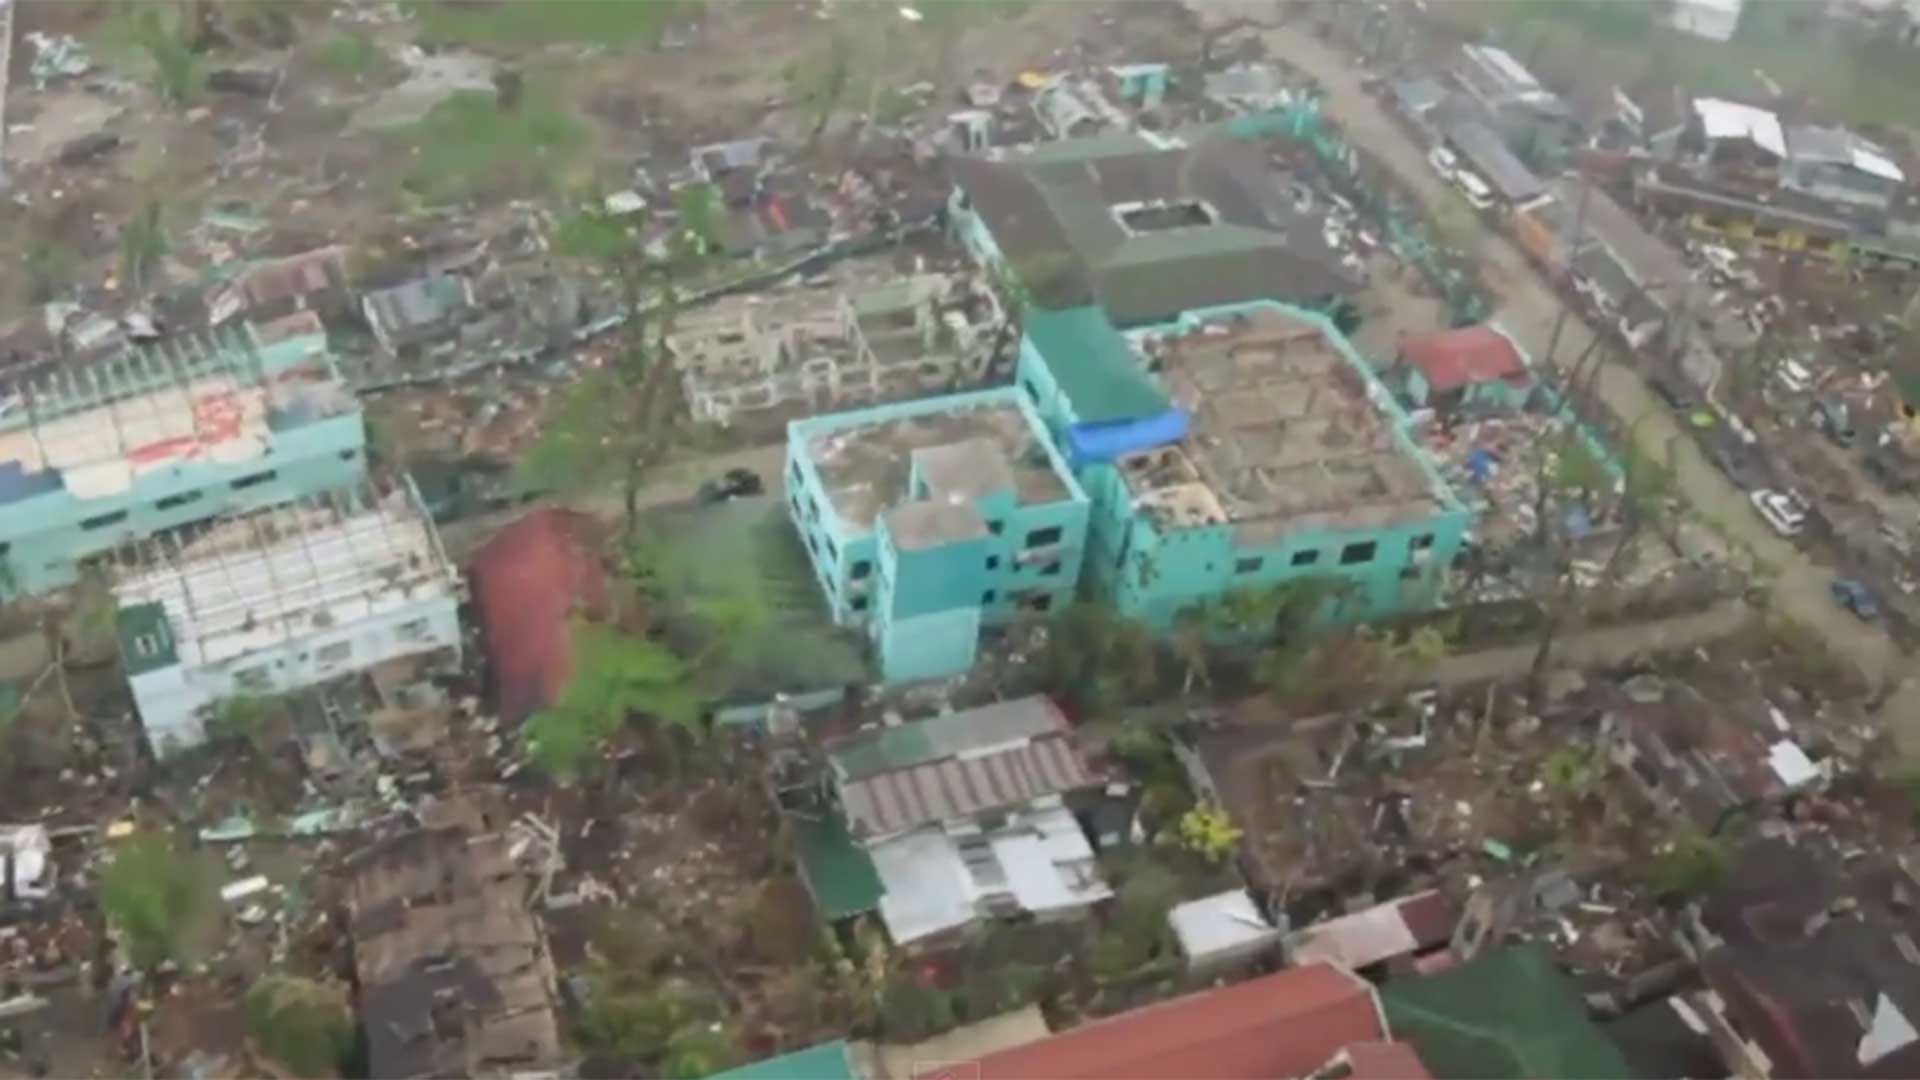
xmin=1248 ymin=20 xmax=1920 ymax=745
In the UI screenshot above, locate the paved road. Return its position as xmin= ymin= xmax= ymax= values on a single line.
xmin=1253 ymin=24 xmax=1920 ymax=738
xmin=1430 ymin=599 xmax=1749 ymax=689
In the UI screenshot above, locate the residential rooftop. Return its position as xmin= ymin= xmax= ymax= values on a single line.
xmin=826 ymin=695 xmax=1096 ymax=838
xmin=799 ymin=391 xmax=1074 ymax=534
xmin=0 ymin=326 xmax=354 ymax=506
xmin=1120 ymin=305 xmax=1457 ymax=535
xmin=949 ymin=129 xmax=1360 ymax=326
xmin=111 ymin=480 xmax=457 ymax=672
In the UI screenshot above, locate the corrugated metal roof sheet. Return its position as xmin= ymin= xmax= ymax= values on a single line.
xmin=1694 ymin=97 xmax=1787 ymax=158
xmin=1445 ymin=120 xmax=1546 ymax=202
xmin=971 ymin=963 xmax=1385 ymax=1080
xmin=838 ymin=731 xmax=1093 ymax=837
xmin=829 ymin=696 xmax=1097 ymax=836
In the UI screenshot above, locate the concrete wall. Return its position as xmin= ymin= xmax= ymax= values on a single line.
xmin=784 ymin=388 xmax=1090 ymax=658
xmin=130 ymin=594 xmax=460 ymax=754
xmin=1090 ymin=505 xmax=1471 ymax=631
xmin=1 ymin=410 xmax=368 ymax=597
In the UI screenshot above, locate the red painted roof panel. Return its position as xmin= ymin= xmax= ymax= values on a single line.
xmin=972 ymin=963 xmax=1383 ymax=1080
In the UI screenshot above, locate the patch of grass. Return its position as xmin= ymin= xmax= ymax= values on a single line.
xmin=315 ymin=31 xmax=382 ymax=77
xmin=404 ymin=0 xmax=700 ymax=48
xmin=388 ymin=84 xmax=589 ymax=203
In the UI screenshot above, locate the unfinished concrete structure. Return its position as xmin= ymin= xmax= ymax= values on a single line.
xmin=0 ymin=324 xmax=366 ymax=597
xmin=670 ymin=273 xmax=1004 ymax=429
xmin=345 ymin=791 xmax=565 ymax=1079
xmin=1082 ymin=303 xmax=1470 ymax=627
xmin=111 ymin=479 xmax=461 ymax=753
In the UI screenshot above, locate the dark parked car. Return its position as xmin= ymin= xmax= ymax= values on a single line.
xmin=697 ymin=467 xmax=764 ymax=504
xmin=1649 ymin=371 xmax=1699 ymax=412
xmin=1831 ymin=577 xmax=1881 ymax=620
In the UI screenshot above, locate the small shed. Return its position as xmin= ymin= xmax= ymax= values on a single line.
xmin=1169 ymin=888 xmax=1284 ymax=974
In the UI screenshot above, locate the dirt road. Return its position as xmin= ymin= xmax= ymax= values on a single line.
xmin=1253 ymin=24 xmax=1920 ymax=738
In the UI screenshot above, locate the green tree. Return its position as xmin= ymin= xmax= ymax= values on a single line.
xmin=523 ymin=621 xmax=700 ymax=780
xmin=1525 ymin=413 xmax=1676 ymax=701
xmin=784 ymin=28 xmax=857 ymax=147
xmin=1175 ymin=802 xmax=1242 ymax=864
xmin=521 ymin=186 xmax=719 ymax=542
xmin=120 ymin=200 xmax=170 ymax=298
xmin=1024 ymin=602 xmax=1158 ymax=717
xmin=245 ymin=975 xmax=353 ymax=1078
xmin=1089 ymin=861 xmax=1178 ymax=981
xmin=1646 ymin=830 xmax=1731 ymax=901
xmin=100 ymin=832 xmax=206 ymax=969
xmin=129 ymin=6 xmax=204 ymax=106
xmin=662 ymin=1026 xmax=744 ymax=1078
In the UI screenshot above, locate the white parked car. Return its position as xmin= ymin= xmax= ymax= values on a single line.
xmin=1427 ymin=145 xmax=1460 ymax=183
xmin=1750 ymin=489 xmax=1808 ymax=537
xmin=1776 ymin=358 xmax=1813 ymax=394
xmin=1453 ymin=170 xmax=1496 ymax=211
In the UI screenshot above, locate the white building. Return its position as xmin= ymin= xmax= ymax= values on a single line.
xmin=111 ymin=480 xmax=462 ymax=753
xmin=1670 ymin=0 xmax=1746 ymax=42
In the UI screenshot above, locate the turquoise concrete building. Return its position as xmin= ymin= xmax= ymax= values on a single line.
xmin=1027 ymin=300 xmax=1472 ymax=632
xmin=0 ymin=323 xmax=366 ymax=597
xmin=785 ymin=388 xmax=1088 ymax=682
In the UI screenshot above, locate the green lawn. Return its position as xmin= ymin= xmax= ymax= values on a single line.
xmin=1436 ymin=0 xmax=1920 ymax=130
xmin=404 ymin=0 xmax=700 ymax=48
xmin=387 ymin=83 xmax=590 ymax=203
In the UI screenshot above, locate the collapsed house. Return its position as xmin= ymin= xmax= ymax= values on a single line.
xmin=109 ymin=479 xmax=462 ymax=752
xmin=344 ymin=791 xmax=565 ymax=1079
xmin=1682 ymin=837 xmax=1920 ymax=1078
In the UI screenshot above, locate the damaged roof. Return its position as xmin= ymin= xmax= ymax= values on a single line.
xmin=949 ymin=130 xmax=1360 ymax=326
xmin=828 ymin=696 xmax=1097 ymax=837
xmin=345 ymin=792 xmax=563 ymax=1079
xmin=1698 ymin=838 xmax=1920 ymax=1079
xmin=970 ymin=963 xmax=1386 ymax=1079
xmin=467 ymin=508 xmax=607 ymax=726
xmin=1399 ymin=324 xmax=1528 ymax=393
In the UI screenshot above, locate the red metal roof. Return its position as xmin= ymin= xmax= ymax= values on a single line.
xmin=1399 ymin=325 xmax=1526 ymax=393
xmin=971 ymin=963 xmax=1384 ymax=1079
xmin=1340 ymin=1040 xmax=1434 ymax=1079
xmin=468 ymin=509 xmax=607 ymax=726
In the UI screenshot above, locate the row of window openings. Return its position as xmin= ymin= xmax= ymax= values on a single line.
xmin=73 ymin=469 xmax=288 ymax=534
xmin=231 ymin=618 xmax=433 ymax=688
xmin=843 ymin=588 xmax=1054 ymax=615
xmin=838 ymin=526 xmax=1066 ymax=582
xmin=1232 ymin=533 xmax=1434 ymax=575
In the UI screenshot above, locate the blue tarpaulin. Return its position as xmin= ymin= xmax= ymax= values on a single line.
xmin=1065 ymin=409 xmax=1189 ymax=466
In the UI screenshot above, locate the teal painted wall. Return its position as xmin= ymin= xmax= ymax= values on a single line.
xmin=1092 ymin=505 xmax=1472 ymax=631
xmin=870 ymin=512 xmax=986 ymax=682
xmin=1024 ymin=300 xmax=1474 ymax=633
xmin=0 ymin=333 xmax=367 ymax=598
xmin=785 ymin=388 xmax=1090 ymax=682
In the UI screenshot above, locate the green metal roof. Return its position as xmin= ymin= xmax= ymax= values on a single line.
xmin=792 ymin=814 xmax=883 ymax=920
xmin=1022 ymin=306 xmax=1168 ymax=424
xmin=116 ymin=602 xmax=179 ymax=677
xmin=710 ymin=1040 xmax=858 ymax=1080
xmin=1381 ymin=944 xmax=1637 ymax=1080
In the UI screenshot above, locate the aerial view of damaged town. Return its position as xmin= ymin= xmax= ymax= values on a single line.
xmin=7 ymin=0 xmax=1920 ymax=1076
